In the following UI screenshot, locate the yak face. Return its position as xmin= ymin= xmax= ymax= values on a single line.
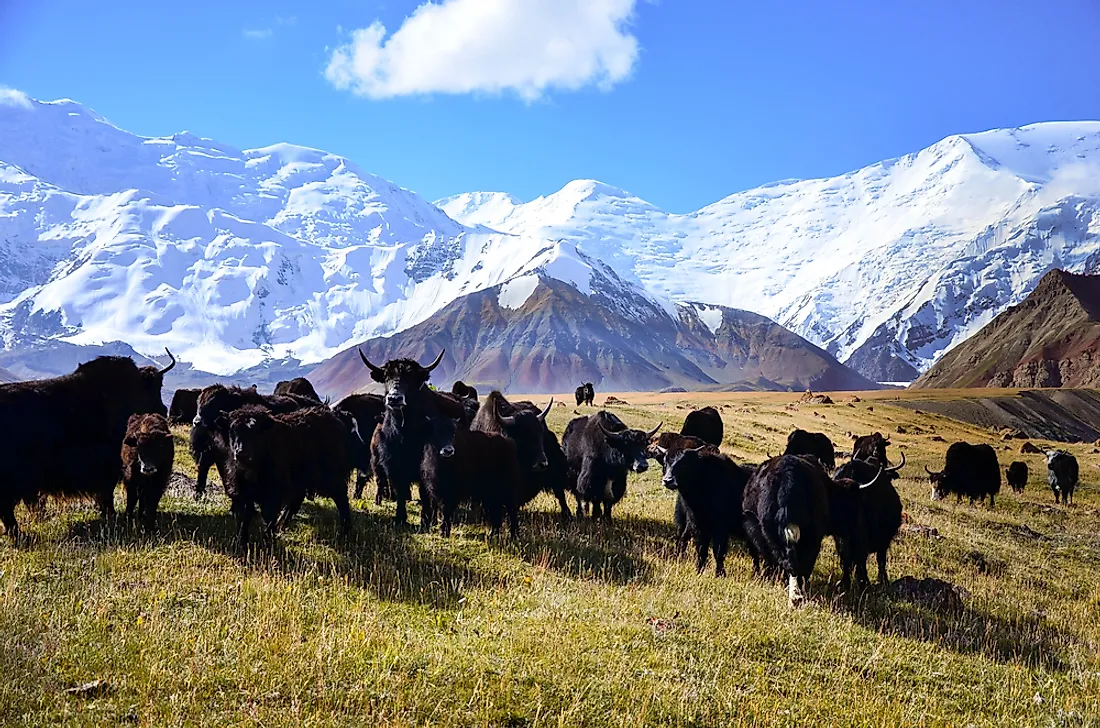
xmin=494 ymin=399 xmax=553 ymax=471
xmin=660 ymin=446 xmax=705 ymax=490
xmin=928 ymin=470 xmax=948 ymax=501
xmin=603 ymin=421 xmax=662 ymax=474
xmin=227 ymin=408 xmax=275 ymax=462
xmin=357 ymin=349 xmax=444 ymax=411
xmin=194 ymin=384 xmax=245 ymax=429
xmin=426 ymin=414 xmax=458 ymax=458
xmin=123 ymin=413 xmax=172 ymax=476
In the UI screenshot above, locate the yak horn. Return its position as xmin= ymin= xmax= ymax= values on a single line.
xmin=538 ymin=397 xmax=554 ymax=421
xmin=496 ymin=400 xmax=516 ymax=427
xmin=358 ymin=348 xmax=382 ymax=374
xmin=645 ymin=422 xmax=663 ymax=438
xmin=885 ymin=450 xmax=906 ymax=473
xmin=423 ymin=349 xmax=445 ymax=372
xmin=858 ymin=465 xmax=884 ymax=489
xmin=159 ymin=348 xmax=176 ymax=375
xmin=655 ymin=445 xmax=668 ymax=455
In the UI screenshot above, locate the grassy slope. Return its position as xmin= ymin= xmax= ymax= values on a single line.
xmin=1 ymin=392 xmax=1098 ymax=726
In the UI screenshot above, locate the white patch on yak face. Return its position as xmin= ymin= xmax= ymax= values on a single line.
xmin=139 ymin=457 xmax=157 ymax=475
xmin=247 ymin=417 xmax=257 ymax=429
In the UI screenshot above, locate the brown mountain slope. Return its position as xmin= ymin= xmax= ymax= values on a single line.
xmin=310 ymin=275 xmax=881 ymax=399
xmin=913 ymin=269 xmax=1100 ymax=388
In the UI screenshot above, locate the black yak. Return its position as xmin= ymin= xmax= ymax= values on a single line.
xmin=1006 ymin=461 xmax=1028 ymax=493
xmin=574 ymin=382 xmax=595 ymax=407
xmin=681 ymin=406 xmax=724 ymax=447
xmin=273 ymin=377 xmax=322 ymax=402
xmin=121 ymin=413 xmax=175 ymax=530
xmin=562 ymin=411 xmax=661 ymax=522
xmin=0 ymin=351 xmax=175 ymax=540
xmin=926 ymin=442 xmax=1000 ymax=507
xmin=658 ymin=444 xmax=750 ymax=576
xmin=742 ymin=455 xmax=830 ymax=606
xmin=168 ymin=388 xmax=200 ymax=425
xmin=1046 ymin=450 xmax=1079 ymax=505
xmin=784 ymin=429 xmax=836 ymax=470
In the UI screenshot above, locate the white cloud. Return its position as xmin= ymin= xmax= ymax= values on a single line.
xmin=325 ymin=0 xmax=640 ymax=101
xmin=243 ymin=28 xmax=274 ymax=40
xmin=0 ymin=86 xmax=33 ymax=109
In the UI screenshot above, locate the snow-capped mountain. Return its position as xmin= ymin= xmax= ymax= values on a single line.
xmin=3 ymin=91 xmax=1100 ymax=384
xmin=0 ymin=95 xmax=611 ymax=374
xmin=440 ymin=124 xmax=1100 ymax=380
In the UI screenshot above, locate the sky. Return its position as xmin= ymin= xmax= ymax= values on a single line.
xmin=2 ymin=0 xmax=1100 ymax=213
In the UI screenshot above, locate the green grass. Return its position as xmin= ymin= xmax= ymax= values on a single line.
xmin=2 ymin=394 xmax=1099 ymax=726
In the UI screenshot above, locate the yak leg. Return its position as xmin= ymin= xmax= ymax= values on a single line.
xmin=553 ymin=486 xmax=572 ymax=522
xmin=713 ymin=535 xmax=729 ymax=577
xmin=0 ymin=498 xmax=19 ymax=541
xmin=876 ymin=550 xmax=890 ymax=586
xmin=602 ymin=502 xmax=613 ymax=523
xmin=855 ymin=556 xmax=871 ymax=587
xmin=96 ymin=489 xmax=116 ymax=522
xmin=125 ymin=483 xmax=139 ymax=520
xmin=694 ymin=536 xmax=709 ymax=574
xmin=419 ymin=494 xmax=436 ymax=534
xmin=354 ymin=469 xmax=368 ymax=500
xmin=333 ymin=491 xmax=353 ymax=538
xmin=590 ymin=501 xmax=603 ymax=520
xmin=505 ymin=494 xmax=519 ymax=539
xmin=988 ymin=493 xmax=995 ymax=509
xmin=234 ymin=501 xmax=255 ymax=546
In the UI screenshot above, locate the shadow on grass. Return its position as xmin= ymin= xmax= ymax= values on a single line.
xmin=499 ymin=510 xmax=675 ymax=584
xmin=825 ymin=582 xmax=1073 ymax=671
xmin=63 ymin=502 xmax=489 ymax=610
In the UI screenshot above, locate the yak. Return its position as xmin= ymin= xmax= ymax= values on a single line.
xmin=359 ymin=348 xmax=449 ymax=525
xmin=471 ymin=392 xmax=565 ymax=516
xmin=451 ymin=381 xmax=479 ymax=401
xmin=926 ymin=442 xmax=1001 ymax=507
xmin=562 ymin=411 xmax=661 ymax=522
xmin=0 ymin=351 xmax=175 ymax=540
xmin=189 ymin=384 xmax=316 ymax=500
xmin=168 ymin=388 xmax=200 ymax=425
xmin=1006 ymin=461 xmax=1028 ymax=493
xmin=784 ymin=429 xmax=836 ymax=470
xmin=574 ymin=382 xmax=595 ymax=407
xmin=742 ymin=455 xmax=831 ymax=606
xmin=225 ymin=405 xmax=361 ymax=544
xmin=419 ymin=414 xmax=523 ymax=537
xmin=121 ymin=413 xmax=175 ymax=530
xmin=852 ymin=432 xmax=891 ymax=464
xmin=1046 ymin=450 xmax=1079 ymax=505
xmin=681 ymin=406 xmax=724 ymax=447
xmin=829 ymin=456 xmax=902 ymax=589
xmin=273 ymin=377 xmax=322 ymax=402
xmin=658 ymin=443 xmax=750 ymax=576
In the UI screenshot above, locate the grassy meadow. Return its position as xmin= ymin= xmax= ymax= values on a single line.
xmin=1 ymin=390 xmax=1099 ymax=726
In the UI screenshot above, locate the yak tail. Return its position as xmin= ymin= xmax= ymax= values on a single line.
xmin=783 ymin=524 xmax=801 ymax=544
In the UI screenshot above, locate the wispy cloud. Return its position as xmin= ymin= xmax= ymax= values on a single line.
xmin=243 ymin=27 xmax=274 ymax=40
xmin=324 ymin=0 xmax=640 ymax=101
xmin=0 ymin=86 xmax=33 ymax=109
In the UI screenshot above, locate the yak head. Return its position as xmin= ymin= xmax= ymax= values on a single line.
xmin=123 ymin=413 xmax=172 ymax=476
xmin=924 ymin=464 xmax=948 ymax=500
xmin=226 ymin=406 xmax=276 ymax=463
xmin=426 ymin=413 xmax=458 ymax=459
xmin=486 ymin=394 xmax=553 ymax=471
xmin=852 ymin=432 xmax=890 ymax=464
xmin=79 ymin=349 xmax=175 ymax=420
xmin=194 ymin=383 xmax=260 ymax=430
xmin=358 ymin=348 xmax=444 ymax=411
xmin=647 ymin=432 xmax=707 ymax=466
xmin=600 ymin=417 xmax=662 ymax=474
xmin=660 ymin=444 xmax=708 ymax=490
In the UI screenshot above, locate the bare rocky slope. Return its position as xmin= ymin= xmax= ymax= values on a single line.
xmin=309 ymin=275 xmax=880 ymax=399
xmin=913 ymin=269 xmax=1100 ymax=389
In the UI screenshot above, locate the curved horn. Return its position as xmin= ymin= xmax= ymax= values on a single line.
xmin=645 ymin=421 xmax=663 ymax=438
xmin=598 ymin=421 xmax=622 ymax=439
xmin=495 ymin=400 xmax=516 ymax=427
xmin=423 ymin=349 xmax=445 ymax=372
xmin=858 ymin=465 xmax=884 ymax=489
xmin=655 ymin=445 xmax=668 ymax=456
xmin=885 ymin=450 xmax=906 ymax=473
xmin=924 ymin=465 xmax=941 ymax=477
xmin=158 ymin=348 xmax=176 ymax=375
xmin=537 ymin=397 xmax=553 ymax=421
xmin=688 ymin=444 xmax=708 ymax=454
xmin=358 ymin=348 xmax=382 ymax=375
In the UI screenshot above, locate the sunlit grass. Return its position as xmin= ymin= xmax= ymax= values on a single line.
xmin=1 ymin=392 xmax=1098 ymax=726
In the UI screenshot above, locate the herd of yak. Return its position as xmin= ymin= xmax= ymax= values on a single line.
xmin=0 ymin=349 xmax=1084 ymax=606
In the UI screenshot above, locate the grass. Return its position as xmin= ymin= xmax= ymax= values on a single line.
xmin=2 ymin=391 xmax=1099 ymax=726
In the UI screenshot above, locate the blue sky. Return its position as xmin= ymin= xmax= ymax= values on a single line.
xmin=2 ymin=0 xmax=1099 ymax=212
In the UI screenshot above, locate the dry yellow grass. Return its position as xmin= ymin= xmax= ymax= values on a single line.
xmin=1 ymin=390 xmax=1098 ymax=726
